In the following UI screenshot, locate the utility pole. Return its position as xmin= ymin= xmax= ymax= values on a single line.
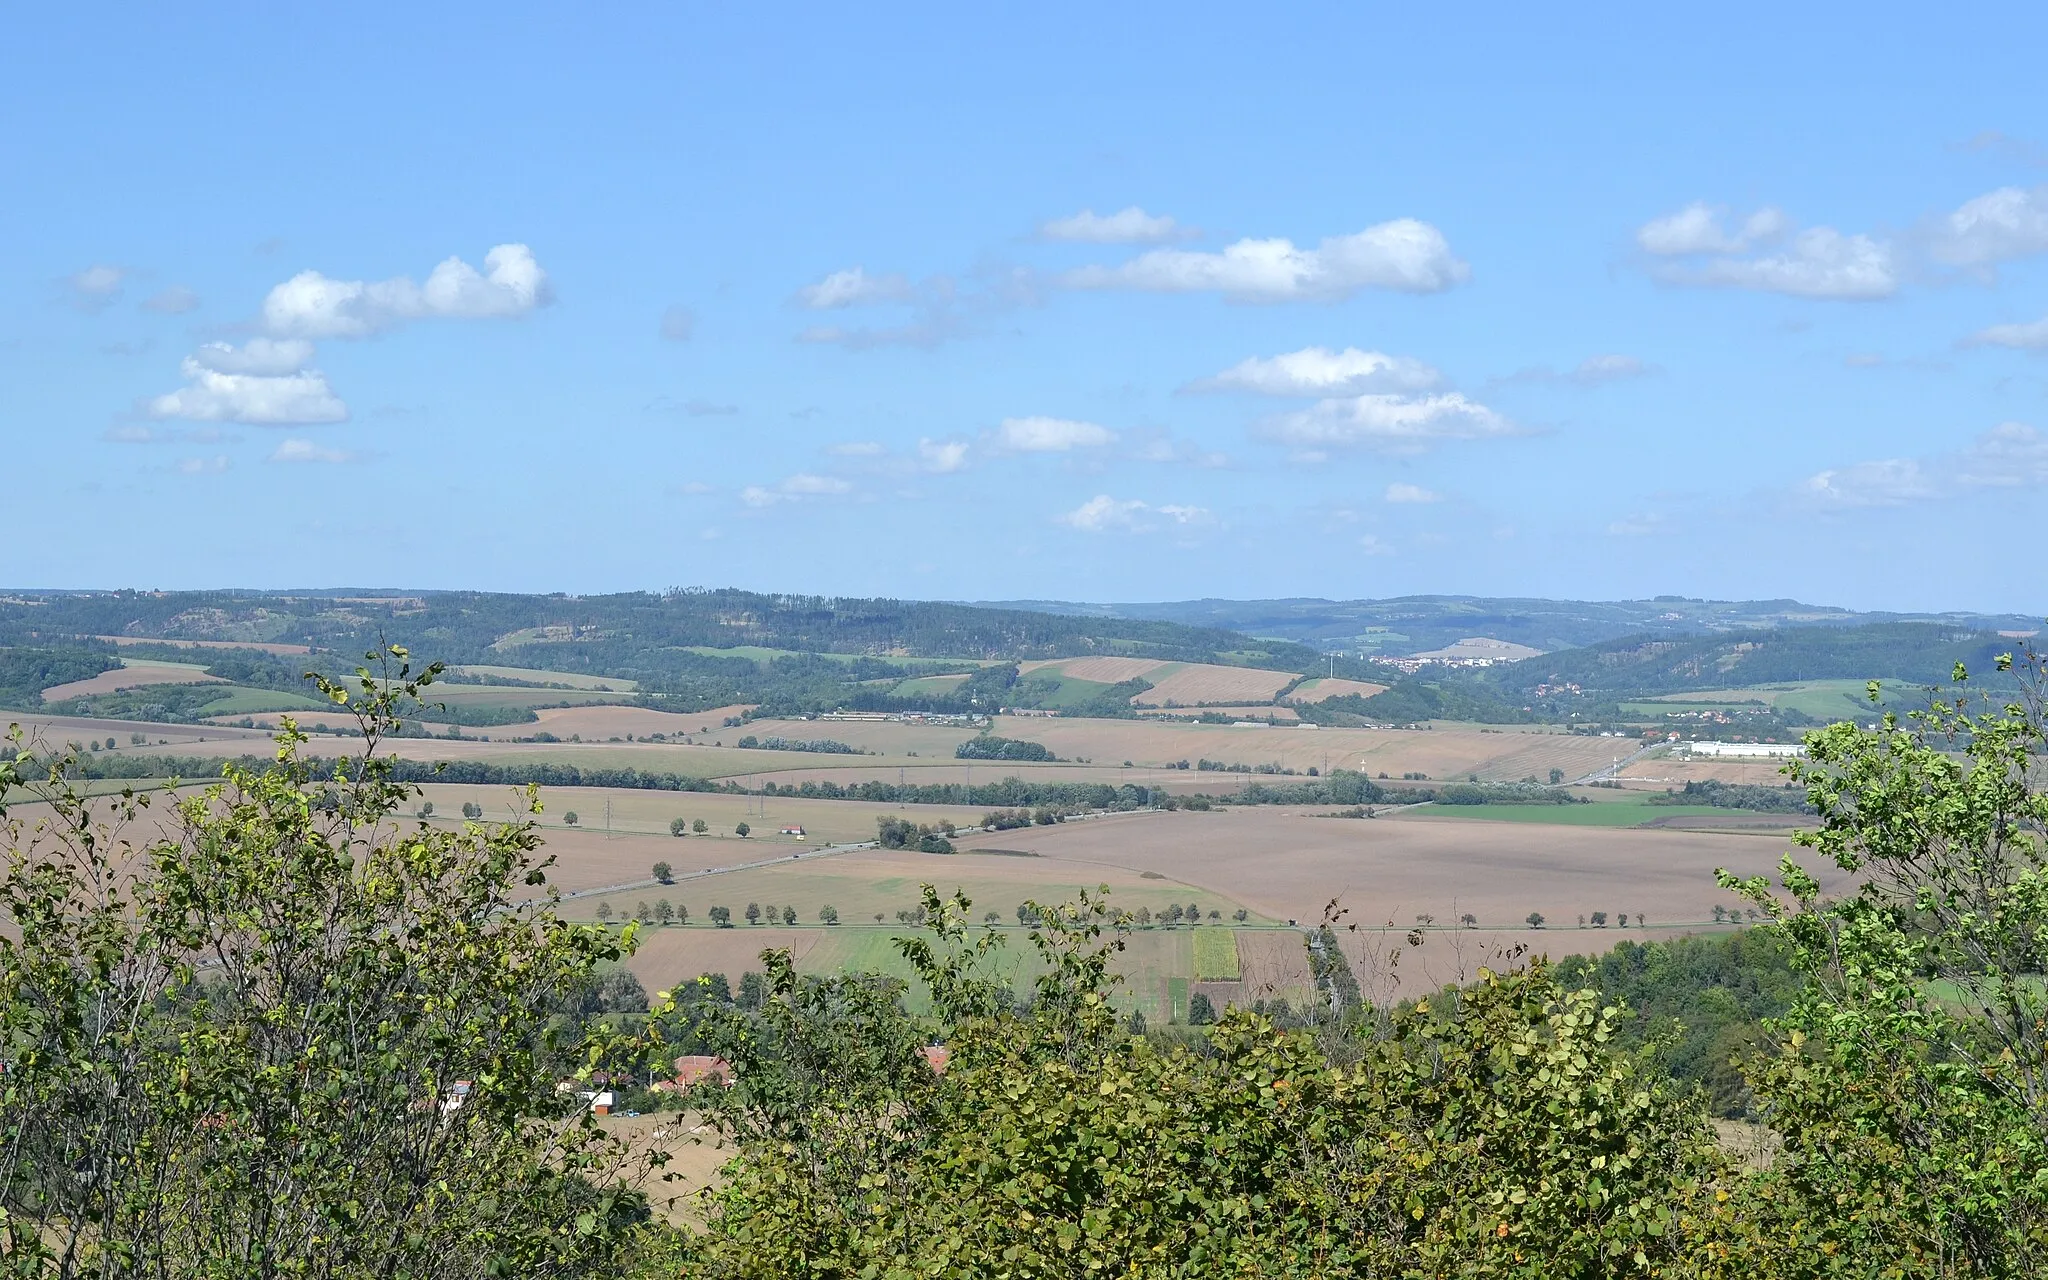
xmin=604 ymin=797 xmax=612 ymax=840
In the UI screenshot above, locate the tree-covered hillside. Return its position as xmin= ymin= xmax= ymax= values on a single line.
xmin=0 ymin=588 xmax=1320 ymax=673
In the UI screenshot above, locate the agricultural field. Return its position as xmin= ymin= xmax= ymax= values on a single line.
xmin=1406 ymin=794 xmax=1790 ymax=828
xmin=3 ymin=710 xmax=275 ymax=750
xmin=410 ymin=782 xmax=988 ymax=852
xmin=1137 ymin=704 xmax=1301 ymax=721
xmin=40 ymin=659 xmax=224 ymax=701
xmin=446 ymin=664 xmax=639 ymax=690
xmin=891 ymin=673 xmax=970 ymax=697
xmin=93 ymin=635 xmax=313 ymax=655
xmin=1287 ymin=677 xmax=1389 ymax=702
xmin=421 ymin=685 xmax=632 ymax=710
xmin=1192 ymin=926 xmax=1241 ymax=980
xmin=1016 ymin=656 xmax=1302 ymax=708
xmin=1633 ymin=679 xmax=1891 ymax=721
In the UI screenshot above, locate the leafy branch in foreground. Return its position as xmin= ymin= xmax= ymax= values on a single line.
xmin=0 ymin=646 xmax=656 ymax=1279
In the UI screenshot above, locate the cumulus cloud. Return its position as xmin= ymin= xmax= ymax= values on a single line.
xmin=659 ymin=305 xmax=696 ymax=341
xmin=190 ymin=338 xmax=316 ymax=376
xmin=1384 ymin=482 xmax=1441 ymax=504
xmin=147 ymin=355 xmax=347 ymax=426
xmin=1056 ymin=495 xmax=1211 ymax=533
xmin=1062 ymin=219 xmax=1467 ymax=300
xmin=268 ymin=438 xmax=358 ymax=464
xmin=260 ymin=244 xmax=549 ymax=338
xmin=1260 ymin=392 xmax=1521 ymax=455
xmin=1186 ymin=346 xmax=1442 ymax=396
xmin=918 ymin=438 xmax=971 ymax=473
xmin=1038 ymin=206 xmax=1187 ymax=244
xmin=142 ymin=286 xmax=200 ymax=315
xmin=740 ymin=473 xmax=854 ymax=506
xmin=1966 ymin=314 xmax=2048 ymax=349
xmin=1638 ymin=205 xmax=1895 ymax=299
xmin=1928 ymin=185 xmax=2048 ymax=271
xmin=1799 ymin=423 xmax=2048 ymax=507
xmin=795 ymin=267 xmax=913 ymax=309
xmin=992 ymin=416 xmax=1117 ymax=452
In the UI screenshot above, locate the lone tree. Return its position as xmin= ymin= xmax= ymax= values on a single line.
xmin=1188 ymin=992 xmax=1218 ymax=1026
xmin=708 ymin=905 xmax=732 ymax=928
xmin=1460 ymin=912 xmax=1478 ymax=928
xmin=655 ymin=900 xmax=675 ymax=925
xmin=819 ymin=904 xmax=839 ymax=925
xmin=1550 ymin=767 xmax=1565 ymax=785
xmin=462 ymin=801 xmax=483 ymax=819
xmin=1526 ymin=911 xmax=1546 ymax=928
xmin=780 ymin=906 xmax=797 ymax=926
xmin=595 ymin=901 xmax=612 ymax=922
xmin=652 ymin=861 xmax=673 ymax=883
xmin=1590 ymin=911 xmax=1608 ymax=927
xmin=564 ymin=811 xmax=579 ymax=826
xmin=693 ymin=818 xmax=708 ymax=834
xmin=670 ymin=817 xmax=689 ymax=837
xmin=735 ymin=821 xmax=751 ymax=838
xmin=745 ymin=902 xmax=762 ymax=925
xmin=675 ymin=903 xmax=690 ymax=926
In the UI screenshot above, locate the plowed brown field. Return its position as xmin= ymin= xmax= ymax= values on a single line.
xmin=42 ymin=663 xmax=226 ymax=701
xmin=1136 ymin=665 xmax=1296 ymax=706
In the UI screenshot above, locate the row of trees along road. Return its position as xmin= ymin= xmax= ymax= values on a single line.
xmin=5 ymin=645 xmax=2048 ymax=1274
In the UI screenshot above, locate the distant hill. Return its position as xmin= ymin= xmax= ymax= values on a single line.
xmin=976 ymin=595 xmax=2042 ymax=658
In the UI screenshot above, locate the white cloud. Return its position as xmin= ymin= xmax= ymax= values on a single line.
xmin=1357 ymin=534 xmax=1394 ymax=556
xmin=1928 ymin=185 xmax=2048 ymax=270
xmin=175 ymin=455 xmax=229 ymax=475
xmin=1798 ymin=424 xmax=2048 ymax=507
xmin=103 ymin=424 xmax=228 ymax=444
xmin=67 ymin=264 xmax=126 ymax=310
xmin=268 ymin=438 xmax=358 ymax=464
xmin=261 ymin=243 xmax=549 ymax=338
xmin=1638 ymin=205 xmax=1895 ymax=299
xmin=1383 ymin=482 xmax=1441 ymax=504
xmin=660 ymin=305 xmax=696 ymax=341
xmin=1038 ymin=206 xmax=1187 ymax=244
xmin=1187 ymin=346 xmax=1442 ymax=396
xmin=1062 ymin=219 xmax=1467 ymax=300
xmin=190 ymin=338 xmax=316 ymax=376
xmin=918 ymin=438 xmax=971 ymax=473
xmin=1056 ymin=494 xmax=1211 ymax=533
xmin=994 ymin=416 xmax=1117 ymax=452
xmin=142 ymin=286 xmax=200 ymax=315
xmin=742 ymin=473 xmax=854 ymax=506
xmin=826 ymin=441 xmax=886 ymax=456
xmin=795 ymin=267 xmax=913 ymax=309
xmin=1260 ymin=392 xmax=1521 ymax=455
xmin=147 ymin=356 xmax=347 ymax=425
xmin=1966 ymin=314 xmax=2048 ymax=349
xmin=1636 ymin=204 xmax=1788 ymax=255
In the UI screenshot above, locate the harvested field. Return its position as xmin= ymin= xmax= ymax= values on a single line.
xmin=1610 ymin=758 xmax=1801 ymax=789
xmin=1138 ymin=704 xmax=1301 ymax=721
xmin=95 ymin=635 xmax=312 ymax=655
xmin=930 ymin=807 xmax=1848 ymax=994
xmin=410 ymin=783 xmax=989 ymax=852
xmin=733 ymin=716 xmax=977 ymax=757
xmin=520 ymin=704 xmax=756 ymax=740
xmin=744 ymin=763 xmax=1285 ymax=795
xmin=418 ymin=686 xmax=628 ymax=710
xmin=1288 ymin=677 xmax=1389 ymax=703
xmin=1 ymin=711 xmax=273 ymax=750
xmin=41 ymin=661 xmax=225 ymax=701
xmin=1018 ymin=656 xmax=1167 ymax=683
xmin=1136 ymin=664 xmax=1297 ymax=707
xmin=571 ymin=844 xmax=1248 ymax=930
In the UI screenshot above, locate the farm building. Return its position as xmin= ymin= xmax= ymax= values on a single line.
xmin=1679 ymin=741 xmax=1806 ymax=759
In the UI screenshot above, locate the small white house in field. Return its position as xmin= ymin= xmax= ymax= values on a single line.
xmin=779 ymin=825 xmax=806 ymax=837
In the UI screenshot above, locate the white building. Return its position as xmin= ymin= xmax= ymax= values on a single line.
xmin=1680 ymin=741 xmax=1806 ymax=759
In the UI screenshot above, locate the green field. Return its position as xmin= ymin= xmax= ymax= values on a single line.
xmin=418 ymin=686 xmax=630 ymax=710
xmin=1409 ymin=797 xmax=1762 ymax=827
xmin=194 ymin=687 xmax=333 ymax=714
xmin=446 ymin=664 xmax=639 ymax=691
xmin=891 ymin=673 xmax=971 ymax=697
xmin=1639 ymin=678 xmax=1900 ymax=721
xmin=1193 ymin=926 xmax=1241 ymax=980
xmin=681 ymin=646 xmax=991 ymax=670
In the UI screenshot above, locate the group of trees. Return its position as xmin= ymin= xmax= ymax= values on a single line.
xmin=876 ymin=815 xmax=955 ymax=853
xmin=11 ymin=644 xmax=2048 ymax=1273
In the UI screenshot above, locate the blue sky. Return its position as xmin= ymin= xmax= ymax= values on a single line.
xmin=7 ymin=4 xmax=2048 ymax=613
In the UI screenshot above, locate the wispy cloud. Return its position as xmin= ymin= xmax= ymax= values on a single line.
xmin=64 ymin=264 xmax=127 ymax=312
xmin=659 ymin=305 xmax=696 ymax=341
xmin=1056 ymin=494 xmax=1212 ymax=533
xmin=1186 ymin=346 xmax=1442 ymax=396
xmin=740 ymin=472 xmax=855 ymax=506
xmin=268 ymin=438 xmax=360 ymax=464
xmin=991 ymin=416 xmax=1117 ymax=453
xmin=1494 ymin=354 xmax=1654 ymax=388
xmin=1965 ymin=314 xmax=2048 ymax=350
xmin=141 ymin=285 xmax=200 ymax=315
xmin=1063 ymin=219 xmax=1466 ymax=300
xmin=1798 ymin=422 xmax=2048 ymax=507
xmin=826 ymin=441 xmax=886 ymax=457
xmin=1384 ymin=482 xmax=1441 ymax=504
xmin=1260 ymin=392 xmax=1522 ymax=456
xmin=1037 ymin=206 xmax=1189 ymax=244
